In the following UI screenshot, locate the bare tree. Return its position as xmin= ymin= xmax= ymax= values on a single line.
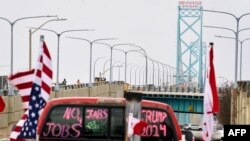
xmin=217 ymin=87 xmax=231 ymax=125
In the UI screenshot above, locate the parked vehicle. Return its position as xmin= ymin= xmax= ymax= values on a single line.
xmin=184 ymin=123 xmax=202 ymax=131
xmin=212 ymin=128 xmax=224 ymax=141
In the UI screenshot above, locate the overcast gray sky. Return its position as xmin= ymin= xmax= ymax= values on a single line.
xmin=0 ymin=0 xmax=250 ymax=84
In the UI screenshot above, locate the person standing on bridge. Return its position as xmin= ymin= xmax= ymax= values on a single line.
xmin=62 ymin=78 xmax=67 ymax=85
xmin=77 ymin=79 xmax=80 ymax=88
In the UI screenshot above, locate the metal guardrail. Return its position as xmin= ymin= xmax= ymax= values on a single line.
xmin=51 ymin=81 xmax=124 ymax=91
xmin=129 ymin=85 xmax=230 ymax=93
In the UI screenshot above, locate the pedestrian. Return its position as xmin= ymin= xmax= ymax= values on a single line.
xmin=77 ymin=79 xmax=80 ymax=88
xmin=62 ymin=78 xmax=67 ymax=85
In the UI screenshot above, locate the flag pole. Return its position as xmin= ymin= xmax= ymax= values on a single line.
xmin=125 ymin=92 xmax=142 ymax=141
xmin=40 ymin=35 xmax=44 ymax=42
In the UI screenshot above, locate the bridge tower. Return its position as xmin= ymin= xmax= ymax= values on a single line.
xmin=176 ymin=1 xmax=206 ymax=91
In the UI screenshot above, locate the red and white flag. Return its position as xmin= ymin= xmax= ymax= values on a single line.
xmin=9 ymin=37 xmax=52 ymax=140
xmin=0 ymin=95 xmax=5 ymax=112
xmin=202 ymin=44 xmax=219 ymax=141
xmin=128 ymin=113 xmax=148 ymax=137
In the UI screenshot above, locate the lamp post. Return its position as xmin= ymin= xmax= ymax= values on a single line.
xmin=66 ymin=37 xmax=117 ymax=87
xmin=148 ymin=58 xmax=155 ymax=85
xmin=101 ymin=65 xmax=123 ymax=79
xmin=148 ymin=58 xmax=160 ymax=86
xmin=93 ymin=57 xmax=106 ymax=81
xmin=113 ymin=48 xmax=144 ymax=84
xmin=119 ymin=47 xmax=148 ymax=85
xmin=28 ymin=18 xmax=66 ymax=69
xmin=157 ymin=61 xmax=166 ymax=87
xmin=134 ymin=66 xmax=141 ymax=86
xmin=114 ymin=46 xmax=148 ymax=86
xmin=29 ymin=29 xmax=93 ymax=91
xmin=203 ymin=9 xmax=250 ymax=83
xmin=165 ymin=65 xmax=174 ymax=86
xmin=94 ymin=42 xmax=134 ymax=84
xmin=162 ymin=64 xmax=169 ymax=87
xmin=130 ymin=65 xmax=137 ymax=85
xmin=117 ymin=63 xmax=124 ymax=81
xmin=138 ymin=67 xmax=145 ymax=86
xmin=154 ymin=60 xmax=161 ymax=87
xmin=133 ymin=45 xmax=148 ymax=86
xmin=149 ymin=70 xmax=152 ymax=84
xmin=0 ymin=15 xmax=57 ymax=95
xmin=112 ymin=61 xmax=123 ymax=81
xmin=214 ymin=35 xmax=250 ymax=80
xmin=102 ymin=59 xmax=120 ymax=79
xmin=103 ymin=59 xmax=112 ymax=78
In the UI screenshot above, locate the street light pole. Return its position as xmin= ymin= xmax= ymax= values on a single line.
xmin=117 ymin=63 xmax=125 ymax=81
xmin=161 ymin=64 xmax=169 ymax=87
xmin=0 ymin=15 xmax=57 ymax=95
xmin=93 ymin=57 xmax=106 ymax=80
xmin=30 ymin=29 xmax=93 ymax=91
xmin=203 ymin=9 xmax=250 ymax=83
xmin=130 ymin=65 xmax=137 ymax=85
xmin=154 ymin=60 xmax=160 ymax=87
xmin=112 ymin=61 xmax=123 ymax=81
xmin=29 ymin=18 xmax=66 ymax=69
xmin=125 ymin=52 xmax=127 ymax=83
xmin=158 ymin=61 xmax=165 ymax=86
xmin=94 ymin=42 xmax=133 ymax=84
xmin=148 ymin=59 xmax=155 ymax=85
xmin=67 ymin=37 xmax=117 ymax=87
xmin=139 ymin=67 xmax=144 ymax=86
xmin=133 ymin=45 xmax=148 ymax=86
xmin=214 ymin=35 xmax=250 ymax=80
xmin=113 ymin=48 xmax=144 ymax=84
xmin=165 ymin=65 xmax=175 ymax=86
xmin=134 ymin=66 xmax=141 ymax=86
xmin=103 ymin=59 xmax=112 ymax=78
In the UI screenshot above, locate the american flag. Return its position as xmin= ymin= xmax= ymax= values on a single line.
xmin=9 ymin=39 xmax=52 ymax=140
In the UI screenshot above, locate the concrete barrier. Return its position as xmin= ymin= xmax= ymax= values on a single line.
xmin=0 ymin=84 xmax=124 ymax=138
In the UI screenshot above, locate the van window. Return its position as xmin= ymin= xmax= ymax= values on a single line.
xmin=141 ymin=108 xmax=174 ymax=141
xmin=111 ymin=108 xmax=124 ymax=137
xmin=84 ymin=107 xmax=108 ymax=137
xmin=41 ymin=105 xmax=124 ymax=140
xmin=41 ymin=106 xmax=83 ymax=139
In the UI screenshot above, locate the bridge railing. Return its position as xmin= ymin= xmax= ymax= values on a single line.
xmin=129 ymin=85 xmax=200 ymax=93
xmin=52 ymin=81 xmax=124 ymax=91
xmin=129 ymin=85 xmax=231 ymax=93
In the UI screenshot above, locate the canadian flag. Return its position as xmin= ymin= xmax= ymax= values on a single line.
xmin=127 ymin=113 xmax=148 ymax=137
xmin=202 ymin=44 xmax=219 ymax=141
xmin=0 ymin=96 xmax=5 ymax=112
